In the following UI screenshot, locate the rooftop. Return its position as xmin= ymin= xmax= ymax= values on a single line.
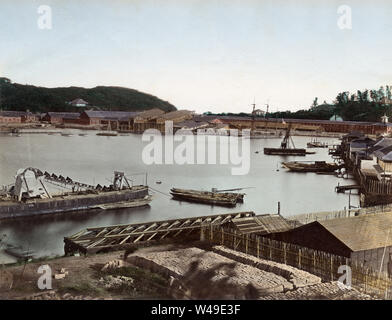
xmin=82 ymin=110 xmax=140 ymax=120
xmin=45 ymin=112 xmax=80 ymax=119
xmin=158 ymin=110 xmax=194 ymax=120
xmin=134 ymin=108 xmax=165 ymax=120
xmin=225 ymin=214 xmax=293 ymax=235
xmin=316 ymin=213 xmax=392 ymax=252
xmin=0 ymin=111 xmax=34 ymax=117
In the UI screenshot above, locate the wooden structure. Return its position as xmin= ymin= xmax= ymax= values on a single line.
xmin=267 ymin=212 xmax=392 ymax=274
xmin=170 ymin=188 xmax=245 ymax=207
xmin=264 ymin=124 xmax=306 ymax=156
xmin=195 ymin=115 xmax=392 ymax=135
xmin=42 ymin=112 xmax=80 ymax=124
xmin=204 ymin=225 xmax=392 ymax=299
xmin=222 ymin=214 xmax=294 ymax=235
xmin=335 ymin=184 xmax=361 ymax=193
xmin=133 ymin=108 xmax=166 ymax=133
xmin=283 ymin=161 xmax=342 ymax=173
xmin=79 ymin=111 xmax=140 ymax=130
xmin=0 ymin=111 xmax=22 ymax=124
xmin=64 ymin=211 xmax=255 ymax=255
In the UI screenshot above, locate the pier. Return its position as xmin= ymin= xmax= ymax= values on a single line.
xmin=335 ymin=184 xmax=361 ymax=193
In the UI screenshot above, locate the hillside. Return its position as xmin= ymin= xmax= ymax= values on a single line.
xmin=0 ymin=78 xmax=177 ymax=113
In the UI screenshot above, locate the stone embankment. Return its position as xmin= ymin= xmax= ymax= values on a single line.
xmin=128 ymin=247 xmax=294 ymax=298
xmin=211 ymin=246 xmax=321 ymax=289
xmin=260 ymin=282 xmax=376 ymax=300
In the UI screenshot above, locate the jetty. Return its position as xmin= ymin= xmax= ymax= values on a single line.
xmin=335 ymin=184 xmax=361 ymax=193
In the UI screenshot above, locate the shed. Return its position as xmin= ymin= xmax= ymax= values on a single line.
xmin=268 ymin=213 xmax=392 ymax=274
xmin=133 ymin=108 xmax=166 ymax=133
xmin=42 ymin=112 xmax=80 ymax=124
xmin=223 ymin=214 xmax=294 ymax=235
xmin=80 ymin=110 xmax=140 ymax=129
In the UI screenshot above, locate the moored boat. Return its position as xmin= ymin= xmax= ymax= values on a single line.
xmin=264 ymin=123 xmax=308 ymax=156
xmin=170 ymin=188 xmax=245 ymax=207
xmin=0 ymin=168 xmax=151 ymax=219
xmin=307 ymin=138 xmax=328 ymax=148
xmin=282 ymin=161 xmax=343 ymax=172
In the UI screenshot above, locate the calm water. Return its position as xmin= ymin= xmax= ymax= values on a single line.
xmin=0 ymin=131 xmax=358 ymax=259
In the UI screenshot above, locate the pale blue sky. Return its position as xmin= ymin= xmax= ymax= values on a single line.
xmin=1 ymin=0 xmax=391 ymax=113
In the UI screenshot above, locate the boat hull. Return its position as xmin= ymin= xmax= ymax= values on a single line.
xmin=170 ymin=188 xmax=243 ymax=207
xmin=282 ymin=161 xmax=341 ymax=172
xmin=264 ymin=148 xmax=306 ymax=156
xmin=0 ymin=187 xmax=149 ymax=220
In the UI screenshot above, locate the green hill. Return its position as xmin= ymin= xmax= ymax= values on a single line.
xmin=0 ymin=78 xmax=177 ymax=113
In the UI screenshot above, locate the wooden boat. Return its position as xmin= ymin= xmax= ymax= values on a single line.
xmin=92 ymin=195 xmax=152 ymax=209
xmin=307 ymin=138 xmax=328 ymax=148
xmin=170 ymin=188 xmax=245 ymax=207
xmin=97 ymin=121 xmax=118 ymax=136
xmin=282 ymin=161 xmax=342 ymax=172
xmin=5 ymin=244 xmax=34 ymax=261
xmin=264 ymin=123 xmax=307 ymax=156
xmin=96 ymin=131 xmax=118 ymax=136
xmin=264 ymin=148 xmax=306 ymax=156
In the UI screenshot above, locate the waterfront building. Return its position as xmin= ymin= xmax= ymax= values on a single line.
xmin=266 ymin=213 xmax=392 ymax=275
xmin=0 ymin=111 xmax=21 ymax=124
xmin=79 ymin=110 xmax=140 ymax=130
xmin=0 ymin=111 xmax=38 ymax=123
xmin=133 ymin=108 xmax=165 ymax=133
xmin=41 ymin=112 xmax=81 ymax=124
xmin=222 ymin=214 xmax=294 ymax=236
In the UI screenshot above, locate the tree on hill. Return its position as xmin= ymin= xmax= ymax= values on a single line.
xmin=0 ymin=80 xmax=177 ymax=113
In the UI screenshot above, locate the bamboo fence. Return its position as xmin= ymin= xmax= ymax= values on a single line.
xmin=202 ymin=226 xmax=392 ymax=299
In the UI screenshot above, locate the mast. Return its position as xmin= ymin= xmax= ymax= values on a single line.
xmin=280 ymin=123 xmax=292 ymax=149
xmin=251 ymin=99 xmax=256 ymax=133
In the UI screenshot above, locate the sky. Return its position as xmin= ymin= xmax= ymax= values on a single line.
xmin=0 ymin=0 xmax=391 ymax=113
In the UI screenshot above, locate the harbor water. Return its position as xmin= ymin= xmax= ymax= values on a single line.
xmin=0 ymin=131 xmax=358 ymax=260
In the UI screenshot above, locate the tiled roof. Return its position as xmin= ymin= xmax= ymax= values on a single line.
xmin=83 ymin=111 xmax=140 ymax=120
xmin=373 ymin=145 xmax=392 ymax=159
xmin=70 ymin=98 xmax=88 ymax=105
xmin=174 ymin=120 xmax=209 ymax=129
xmin=134 ymin=108 xmax=165 ymax=120
xmin=0 ymin=111 xmax=34 ymax=117
xmin=158 ymin=110 xmax=194 ymax=120
xmin=46 ymin=112 xmax=80 ymax=119
xmin=317 ymin=213 xmax=392 ymax=252
xmin=226 ymin=214 xmax=293 ymax=235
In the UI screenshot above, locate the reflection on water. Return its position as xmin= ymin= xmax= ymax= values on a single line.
xmin=0 ymin=131 xmax=357 ymax=258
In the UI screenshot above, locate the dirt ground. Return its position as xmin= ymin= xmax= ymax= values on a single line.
xmin=0 ymin=243 xmax=377 ymax=300
xmin=0 ymin=248 xmax=170 ymax=300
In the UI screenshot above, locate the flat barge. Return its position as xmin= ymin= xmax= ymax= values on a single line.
xmin=0 ymin=168 xmax=151 ymax=220
xmin=263 ymin=123 xmax=308 ymax=156
xmin=170 ymin=188 xmax=245 ymax=207
xmin=264 ymin=148 xmax=306 ymax=156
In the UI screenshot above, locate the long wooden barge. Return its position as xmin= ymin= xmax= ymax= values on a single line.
xmin=170 ymin=188 xmax=245 ymax=207
xmin=282 ymin=161 xmax=343 ymax=173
